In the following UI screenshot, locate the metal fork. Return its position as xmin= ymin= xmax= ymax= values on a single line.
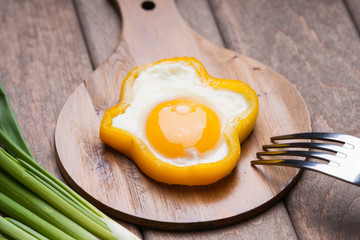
xmin=251 ymin=132 xmax=360 ymax=186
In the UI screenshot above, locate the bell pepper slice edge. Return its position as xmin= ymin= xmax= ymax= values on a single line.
xmin=99 ymin=57 xmax=259 ymax=186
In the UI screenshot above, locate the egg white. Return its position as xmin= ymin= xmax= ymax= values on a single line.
xmin=112 ymin=61 xmax=250 ymax=166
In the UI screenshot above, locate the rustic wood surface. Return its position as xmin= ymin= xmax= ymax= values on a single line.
xmin=345 ymin=0 xmax=360 ymax=35
xmin=1 ymin=0 xmax=359 ymax=239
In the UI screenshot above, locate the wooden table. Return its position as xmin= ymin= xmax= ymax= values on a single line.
xmin=1 ymin=0 xmax=360 ymax=239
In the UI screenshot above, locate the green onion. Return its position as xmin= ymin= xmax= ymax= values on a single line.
xmin=0 ymin=139 xmax=118 ymax=240
xmin=0 ymin=169 xmax=98 ymax=240
xmin=0 ymin=82 xmax=34 ymax=161
xmin=0 ymin=81 xmax=140 ymax=240
xmin=0 ymin=216 xmax=38 ymax=240
xmin=0 ymin=192 xmax=75 ymax=240
xmin=5 ymin=218 xmax=49 ymax=240
xmin=0 ymin=81 xmax=107 ymax=228
xmin=17 ymin=158 xmax=108 ymax=229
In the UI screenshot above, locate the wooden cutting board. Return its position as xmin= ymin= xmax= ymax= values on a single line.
xmin=55 ymin=0 xmax=310 ymax=230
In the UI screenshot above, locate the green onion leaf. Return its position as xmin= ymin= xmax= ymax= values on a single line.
xmin=0 ymin=192 xmax=75 ymax=240
xmin=0 ymin=169 xmax=98 ymax=240
xmin=0 ymin=216 xmax=38 ymax=240
xmin=0 ymin=149 xmax=117 ymax=240
xmin=17 ymin=158 xmax=108 ymax=230
xmin=5 ymin=218 xmax=49 ymax=240
xmin=0 ymin=82 xmax=34 ymax=161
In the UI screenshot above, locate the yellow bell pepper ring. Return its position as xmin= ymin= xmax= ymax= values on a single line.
xmin=100 ymin=57 xmax=259 ymax=186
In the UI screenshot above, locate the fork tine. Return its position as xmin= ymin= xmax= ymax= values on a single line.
xmin=251 ymin=159 xmax=360 ymax=186
xmin=262 ymin=142 xmax=346 ymax=153
xmin=271 ymin=132 xmax=359 ymax=146
xmin=251 ymin=159 xmax=339 ymax=177
xmin=256 ymin=150 xmax=341 ymax=163
xmin=254 ymin=133 xmax=360 ymax=186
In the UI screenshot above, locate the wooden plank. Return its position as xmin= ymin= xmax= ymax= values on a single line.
xmin=0 ymin=0 xmax=91 ymax=180
xmin=74 ymin=0 xmax=224 ymax=68
xmin=345 ymin=0 xmax=360 ymax=35
xmin=74 ymin=0 xmax=121 ymax=68
xmin=144 ymin=202 xmax=297 ymax=239
xmin=210 ymin=0 xmax=360 ymax=239
xmin=175 ymin=0 xmax=224 ymax=48
xmin=0 ymin=0 xmax=141 ymax=238
xmin=73 ymin=0 xmax=299 ymax=238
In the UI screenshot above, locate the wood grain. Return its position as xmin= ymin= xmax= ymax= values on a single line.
xmin=0 ymin=0 xmax=141 ymax=238
xmin=144 ymin=202 xmax=298 ymax=240
xmin=55 ymin=0 xmax=310 ymax=230
xmin=74 ymin=0 xmax=121 ymax=68
xmin=0 ymin=0 xmax=91 ymax=181
xmin=175 ymin=0 xmax=224 ymax=48
xmin=210 ymin=0 xmax=360 ymax=238
xmin=345 ymin=0 xmax=360 ymax=35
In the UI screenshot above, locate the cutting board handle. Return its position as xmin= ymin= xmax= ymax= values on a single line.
xmin=56 ymin=0 xmax=310 ymax=229
xmin=117 ymin=0 xmax=189 ymax=41
xmin=114 ymin=0 xmax=198 ymax=63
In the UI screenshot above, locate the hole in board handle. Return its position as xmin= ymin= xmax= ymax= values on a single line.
xmin=141 ymin=1 xmax=156 ymax=10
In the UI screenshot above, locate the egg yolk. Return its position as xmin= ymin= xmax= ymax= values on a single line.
xmin=146 ymin=99 xmax=221 ymax=158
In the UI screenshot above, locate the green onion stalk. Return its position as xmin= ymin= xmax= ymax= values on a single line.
xmin=4 ymin=218 xmax=49 ymax=240
xmin=0 ymin=81 xmax=140 ymax=240
xmin=0 ymin=216 xmax=40 ymax=240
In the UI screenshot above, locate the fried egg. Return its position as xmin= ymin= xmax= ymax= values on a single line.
xmin=100 ymin=57 xmax=259 ymax=185
xmin=111 ymin=61 xmax=249 ymax=166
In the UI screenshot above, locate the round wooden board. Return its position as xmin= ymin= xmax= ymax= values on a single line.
xmin=55 ymin=0 xmax=311 ymax=230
